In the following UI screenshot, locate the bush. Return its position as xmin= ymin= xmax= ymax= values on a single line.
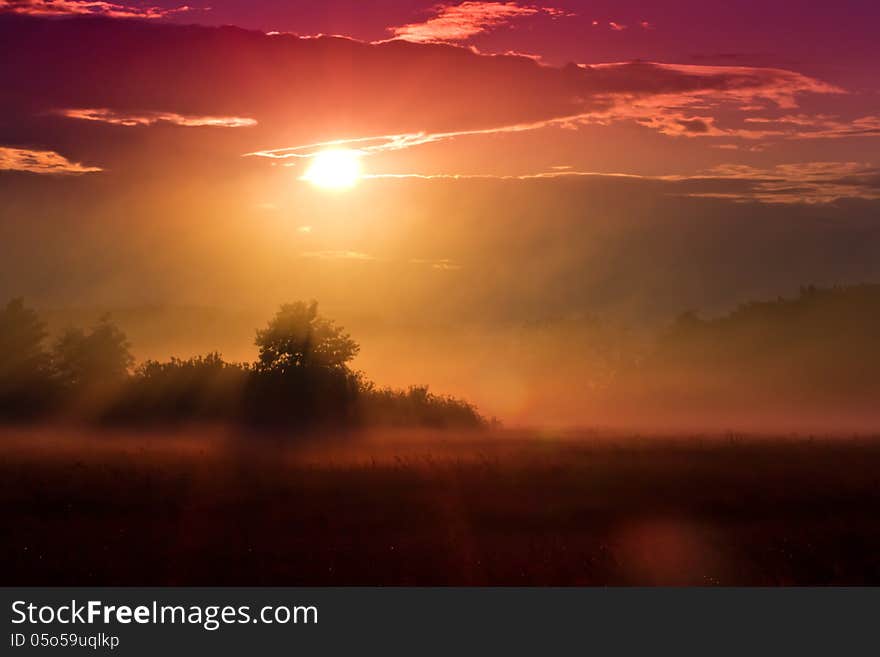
xmin=358 ymin=385 xmax=485 ymax=429
xmin=109 ymin=353 xmax=249 ymax=423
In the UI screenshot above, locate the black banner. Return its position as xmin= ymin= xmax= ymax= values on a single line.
xmin=2 ymin=588 xmax=877 ymax=655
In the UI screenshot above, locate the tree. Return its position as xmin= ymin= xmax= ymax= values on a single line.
xmin=0 ymin=298 xmax=48 ymax=385
xmin=255 ymin=301 xmax=359 ymax=373
xmin=52 ymin=315 xmax=133 ymax=389
xmin=0 ymin=299 xmax=51 ymax=415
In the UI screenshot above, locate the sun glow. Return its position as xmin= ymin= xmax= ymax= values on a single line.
xmin=302 ymin=149 xmax=363 ymax=189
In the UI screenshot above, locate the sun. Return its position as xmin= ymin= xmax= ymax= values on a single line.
xmin=302 ymin=149 xmax=363 ymax=189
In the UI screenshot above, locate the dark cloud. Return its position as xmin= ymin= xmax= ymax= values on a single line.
xmin=675 ymin=118 xmax=710 ymax=134
xmin=0 ymin=14 xmax=843 ymax=148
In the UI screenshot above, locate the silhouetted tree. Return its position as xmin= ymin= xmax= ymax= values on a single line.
xmin=52 ymin=315 xmax=133 ymax=389
xmin=255 ymin=301 xmax=359 ymax=373
xmin=244 ymin=302 xmax=361 ymax=425
xmin=0 ymin=298 xmax=51 ymax=416
xmin=0 ymin=298 xmax=48 ymax=382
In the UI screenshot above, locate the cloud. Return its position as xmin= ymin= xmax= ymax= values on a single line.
xmin=0 ymin=0 xmax=191 ymax=19
xmin=363 ymin=162 xmax=880 ymax=205
xmin=300 ymin=251 xmax=375 ymax=261
xmin=623 ymin=109 xmax=880 ymax=142
xmin=386 ymin=1 xmax=571 ymax=43
xmin=0 ymin=146 xmax=102 ymax=174
xmin=710 ymin=143 xmax=767 ymax=152
xmin=246 ymin=61 xmax=846 ymax=164
xmin=2 ymin=16 xmax=858 ymax=176
xmin=679 ymin=162 xmax=880 ymax=204
xmin=244 ymin=116 xmax=591 ymax=162
xmin=587 ymin=61 xmax=843 ymax=109
xmin=410 ymin=258 xmax=463 ymax=271
xmin=539 ymin=62 xmax=850 ymax=142
xmin=57 ymin=108 xmax=258 ymax=128
xmin=302 ymin=251 xmax=464 ymax=270
xmin=675 ymin=117 xmax=711 ymax=134
xmin=743 ymin=114 xmax=880 ymax=139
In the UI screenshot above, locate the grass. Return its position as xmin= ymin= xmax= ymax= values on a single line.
xmin=2 ymin=426 xmax=880 ymax=585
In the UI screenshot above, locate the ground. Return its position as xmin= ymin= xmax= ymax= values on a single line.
xmin=3 ymin=426 xmax=880 ymax=585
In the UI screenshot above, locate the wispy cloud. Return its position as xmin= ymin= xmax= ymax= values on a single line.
xmin=58 ymin=108 xmax=257 ymax=128
xmin=362 ymin=171 xmax=637 ymax=180
xmin=0 ymin=146 xmax=102 ymax=174
xmin=743 ymin=114 xmax=880 ymax=139
xmin=244 ymin=117 xmax=583 ymax=163
xmin=364 ymin=162 xmax=880 ymax=205
xmin=587 ymin=62 xmax=843 ymax=110
xmin=603 ymin=109 xmax=880 ymax=142
xmin=385 ymin=1 xmax=571 ymax=44
xmin=300 ymin=251 xmax=466 ymax=270
xmin=0 ymin=0 xmax=191 ymax=19
xmin=410 ymin=258 xmax=463 ymax=271
xmin=246 ymin=61 xmax=845 ymax=165
xmin=300 ymin=251 xmax=375 ymax=261
xmin=681 ymin=162 xmax=880 ymax=204
xmin=553 ymin=62 xmax=849 ymax=141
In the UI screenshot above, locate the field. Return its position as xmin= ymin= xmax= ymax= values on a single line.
xmin=2 ymin=426 xmax=880 ymax=585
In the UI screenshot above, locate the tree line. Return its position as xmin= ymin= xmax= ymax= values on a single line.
xmin=0 ymin=299 xmax=485 ymax=429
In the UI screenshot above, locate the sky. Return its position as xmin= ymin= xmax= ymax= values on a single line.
xmin=1 ymin=1 xmax=879 ymax=423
